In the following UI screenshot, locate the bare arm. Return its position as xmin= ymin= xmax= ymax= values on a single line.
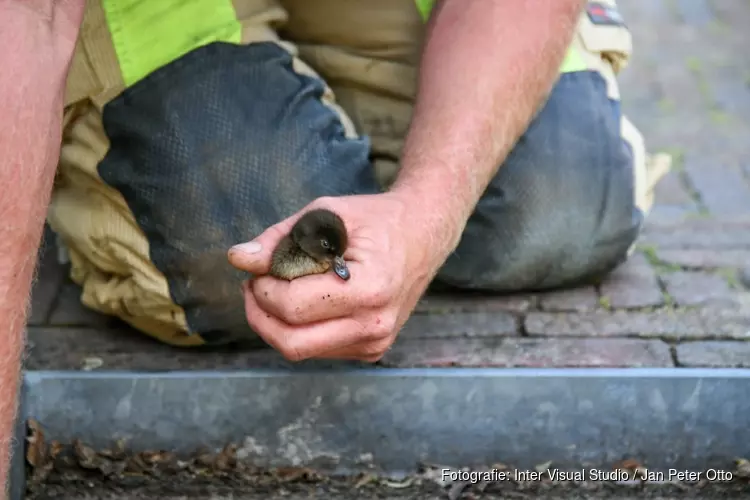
xmin=0 ymin=0 xmax=84 ymax=489
xmin=227 ymin=0 xmax=589 ymax=363
xmin=391 ymin=0 xmax=585 ymax=260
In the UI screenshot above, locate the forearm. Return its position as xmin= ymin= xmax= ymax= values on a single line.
xmin=0 ymin=1 xmax=82 ymax=489
xmin=392 ymin=0 xmax=584 ymax=255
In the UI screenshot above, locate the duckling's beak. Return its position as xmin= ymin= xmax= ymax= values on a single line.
xmin=333 ymin=255 xmax=350 ymax=281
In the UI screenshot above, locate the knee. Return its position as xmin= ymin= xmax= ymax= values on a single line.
xmin=95 ymin=41 xmax=379 ymax=340
xmin=100 ymin=42 xmax=376 ymax=231
xmin=436 ymin=71 xmax=643 ymax=292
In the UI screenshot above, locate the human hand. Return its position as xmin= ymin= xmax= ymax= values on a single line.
xmin=227 ymin=193 xmax=455 ymax=362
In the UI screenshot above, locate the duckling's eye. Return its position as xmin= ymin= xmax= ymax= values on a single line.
xmin=320 ymin=239 xmax=330 ymax=249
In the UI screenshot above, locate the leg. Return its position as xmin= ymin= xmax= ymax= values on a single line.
xmin=436 ymin=69 xmax=643 ymax=291
xmin=51 ymin=0 xmax=379 ymax=346
xmin=435 ymin=1 xmax=669 ymax=291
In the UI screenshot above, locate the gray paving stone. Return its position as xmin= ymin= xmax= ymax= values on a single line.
xmin=653 ymin=171 xmax=697 ymax=206
xmin=647 ymin=205 xmax=694 ymax=224
xmin=525 ymin=307 xmax=750 ymax=340
xmin=652 ymin=55 xmax=708 ymax=124
xmin=617 ymin=22 xmax=662 ymax=111
xmin=619 ymin=77 xmax=662 ymax=120
xmin=710 ymin=0 xmax=750 ymax=34
xmin=48 ymin=283 xmax=116 ymax=327
xmin=620 ymin=0 xmax=750 ymax=162
xmin=661 ymin=271 xmax=736 ymax=306
xmin=537 ymin=286 xmax=598 ymax=312
xmin=709 ymin=66 xmax=750 ymax=119
xmin=676 ymin=340 xmax=750 ymax=367
xmin=641 ymin=220 xmax=750 ymax=248
xmin=400 ymin=312 xmax=519 ymax=339
xmin=684 ymin=158 xmax=750 ymax=215
xmin=28 ymin=226 xmax=67 ymax=326
xmin=380 ymin=337 xmax=674 ymax=368
xmin=741 ymin=268 xmax=750 ymax=289
xmin=625 ymin=0 xmax=673 ymax=21
xmin=676 ymin=0 xmax=715 ymax=25
xmin=599 ymin=253 xmax=664 ymax=309
xmin=24 ymin=327 xmax=362 ymax=371
xmin=24 ymin=328 xmax=678 ymax=370
xmin=415 ymin=293 xmax=534 ymax=314
xmin=656 ymin=249 xmax=750 ymax=268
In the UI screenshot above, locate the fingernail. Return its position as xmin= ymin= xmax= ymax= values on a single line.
xmin=231 ymin=241 xmax=262 ymax=254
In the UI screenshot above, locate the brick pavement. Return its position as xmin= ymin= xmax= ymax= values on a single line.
xmin=26 ymin=0 xmax=750 ymax=371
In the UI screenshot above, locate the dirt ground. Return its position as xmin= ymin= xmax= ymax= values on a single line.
xmin=27 ymin=472 xmax=750 ymax=500
xmin=23 ymin=434 xmax=750 ymax=499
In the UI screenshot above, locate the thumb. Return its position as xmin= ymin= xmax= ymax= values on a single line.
xmin=227 ymin=216 xmax=299 ymax=274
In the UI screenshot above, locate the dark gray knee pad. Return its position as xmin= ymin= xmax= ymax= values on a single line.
xmin=97 ymin=42 xmax=379 ymax=344
xmin=436 ymin=71 xmax=643 ymax=292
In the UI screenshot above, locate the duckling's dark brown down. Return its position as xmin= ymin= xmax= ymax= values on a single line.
xmin=269 ymin=209 xmax=350 ymax=281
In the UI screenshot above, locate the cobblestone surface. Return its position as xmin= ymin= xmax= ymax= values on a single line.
xmin=380 ymin=337 xmax=675 ymax=368
xmin=676 ymin=340 xmax=750 ymax=367
xmin=538 ymin=286 xmax=599 ymax=312
xmin=599 ymin=253 xmax=666 ymax=309
xmin=661 ymin=271 xmax=737 ymax=306
xmin=27 ymin=0 xmax=750 ymax=370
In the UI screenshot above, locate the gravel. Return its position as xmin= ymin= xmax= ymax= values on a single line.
xmin=29 ymin=479 xmax=750 ymax=500
xmin=22 ymin=419 xmax=750 ymax=500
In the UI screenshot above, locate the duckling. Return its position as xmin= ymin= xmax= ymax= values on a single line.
xmin=269 ymin=208 xmax=351 ymax=281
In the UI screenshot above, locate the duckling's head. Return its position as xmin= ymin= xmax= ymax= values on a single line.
xmin=291 ymin=208 xmax=350 ymax=280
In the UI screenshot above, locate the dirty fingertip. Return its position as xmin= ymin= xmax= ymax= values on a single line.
xmin=230 ymin=241 xmax=263 ymax=255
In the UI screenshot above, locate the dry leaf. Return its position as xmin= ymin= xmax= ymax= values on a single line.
xmin=25 ymin=421 xmax=55 ymax=485
xmin=73 ymin=439 xmax=99 ymax=468
xmin=447 ymin=480 xmax=469 ymax=500
xmin=194 ymin=450 xmax=215 ymax=467
xmin=71 ymin=439 xmax=125 ymax=476
xmin=273 ymin=466 xmax=318 ymax=482
xmin=125 ymin=454 xmax=151 ymax=474
xmin=99 ymin=459 xmax=126 ymax=477
xmin=81 ymin=357 xmax=104 ymax=371
xmin=735 ymin=457 xmax=750 ymax=478
xmin=613 ymin=459 xmax=648 ymax=480
xmin=353 ymin=473 xmax=378 ymax=488
xmin=535 ymin=461 xmax=552 ymax=473
xmin=613 ymin=458 xmax=642 ymax=471
xmin=25 ymin=419 xmax=47 ymax=469
xmin=381 ymin=477 xmax=415 ymax=489
xmin=99 ymin=438 xmax=127 ymax=460
xmin=214 ymin=443 xmax=237 ymax=471
xmin=418 ymin=462 xmax=455 ymax=486
xmin=141 ymin=450 xmax=176 ymax=465
xmin=48 ymin=441 xmax=63 ymax=460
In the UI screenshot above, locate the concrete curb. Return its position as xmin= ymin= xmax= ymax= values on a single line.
xmin=13 ymin=367 xmax=750 ymax=498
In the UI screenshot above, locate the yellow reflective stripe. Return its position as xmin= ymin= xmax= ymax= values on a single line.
xmin=414 ymin=0 xmax=587 ymax=74
xmin=415 ymin=0 xmax=436 ymax=21
xmin=559 ymin=46 xmax=587 ymax=73
xmin=102 ymin=0 xmax=242 ymax=87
